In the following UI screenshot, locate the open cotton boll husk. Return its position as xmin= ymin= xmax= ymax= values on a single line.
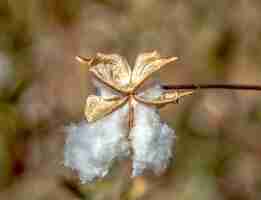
xmin=130 ymin=103 xmax=175 ymax=177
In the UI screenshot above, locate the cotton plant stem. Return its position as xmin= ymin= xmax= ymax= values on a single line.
xmin=162 ymin=84 xmax=261 ymax=91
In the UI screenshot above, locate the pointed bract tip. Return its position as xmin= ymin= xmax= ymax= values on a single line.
xmin=179 ymin=91 xmax=194 ymax=98
xmin=169 ymin=56 xmax=178 ymax=62
xmin=75 ymin=56 xmax=92 ymax=64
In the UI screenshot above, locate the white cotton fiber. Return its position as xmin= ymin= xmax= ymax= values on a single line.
xmin=130 ymin=103 xmax=175 ymax=176
xmin=136 ymin=77 xmax=162 ymax=98
xmin=93 ymin=79 xmax=120 ymax=98
xmin=137 ymin=83 xmax=163 ymax=100
xmin=65 ymin=72 xmax=176 ymax=182
xmin=64 ymin=104 xmax=130 ymax=183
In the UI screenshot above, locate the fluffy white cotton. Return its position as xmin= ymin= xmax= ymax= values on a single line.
xmin=138 ymin=83 xmax=163 ymax=100
xmin=64 ymin=104 xmax=130 ymax=183
xmin=93 ymin=79 xmax=120 ymax=98
xmin=130 ymin=103 xmax=175 ymax=176
xmin=64 ymin=76 xmax=176 ymax=182
xmin=136 ymin=78 xmax=163 ymax=100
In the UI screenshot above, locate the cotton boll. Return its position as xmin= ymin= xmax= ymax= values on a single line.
xmin=64 ymin=104 xmax=130 ymax=183
xmin=130 ymin=103 xmax=175 ymax=176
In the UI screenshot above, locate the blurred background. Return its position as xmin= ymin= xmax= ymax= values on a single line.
xmin=1 ymin=0 xmax=261 ymax=199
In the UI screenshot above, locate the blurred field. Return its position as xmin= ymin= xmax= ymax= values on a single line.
xmin=1 ymin=0 xmax=261 ymax=199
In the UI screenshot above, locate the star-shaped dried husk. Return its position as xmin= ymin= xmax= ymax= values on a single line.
xmin=77 ymin=51 xmax=192 ymax=123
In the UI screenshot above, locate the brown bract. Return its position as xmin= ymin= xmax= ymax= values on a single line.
xmin=76 ymin=51 xmax=193 ymax=128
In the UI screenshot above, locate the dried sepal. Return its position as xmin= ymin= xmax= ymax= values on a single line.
xmin=131 ymin=51 xmax=178 ymax=90
xmin=135 ymin=91 xmax=194 ymax=107
xmin=85 ymin=95 xmax=128 ymax=122
xmin=88 ymin=53 xmax=132 ymax=93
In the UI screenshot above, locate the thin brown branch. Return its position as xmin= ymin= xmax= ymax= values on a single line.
xmin=162 ymin=84 xmax=261 ymax=91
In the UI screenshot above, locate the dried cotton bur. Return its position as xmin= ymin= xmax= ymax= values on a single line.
xmin=64 ymin=51 xmax=193 ymax=183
